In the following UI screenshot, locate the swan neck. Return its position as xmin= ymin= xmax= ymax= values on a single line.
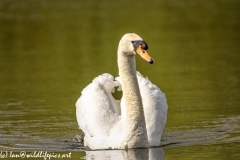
xmin=117 ymin=50 xmax=148 ymax=147
xmin=118 ymin=52 xmax=141 ymax=116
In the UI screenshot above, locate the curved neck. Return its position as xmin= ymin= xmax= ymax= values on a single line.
xmin=118 ymin=49 xmax=148 ymax=148
xmin=117 ymin=50 xmax=145 ymax=125
xmin=117 ymin=46 xmax=148 ymax=148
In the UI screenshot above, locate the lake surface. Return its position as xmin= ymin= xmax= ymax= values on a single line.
xmin=0 ymin=0 xmax=240 ymax=159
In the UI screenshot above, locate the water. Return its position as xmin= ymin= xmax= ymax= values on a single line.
xmin=0 ymin=0 xmax=240 ymax=159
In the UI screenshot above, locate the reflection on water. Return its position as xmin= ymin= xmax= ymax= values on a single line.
xmin=85 ymin=148 xmax=164 ymax=160
xmin=0 ymin=0 xmax=240 ymax=159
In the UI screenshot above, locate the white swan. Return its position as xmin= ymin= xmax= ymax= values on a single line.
xmin=76 ymin=33 xmax=168 ymax=149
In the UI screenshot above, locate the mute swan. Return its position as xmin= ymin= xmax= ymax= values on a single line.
xmin=76 ymin=33 xmax=168 ymax=149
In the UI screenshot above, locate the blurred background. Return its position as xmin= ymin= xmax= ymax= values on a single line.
xmin=0 ymin=0 xmax=239 ymax=159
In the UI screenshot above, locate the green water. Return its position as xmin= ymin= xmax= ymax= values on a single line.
xmin=0 ymin=0 xmax=240 ymax=159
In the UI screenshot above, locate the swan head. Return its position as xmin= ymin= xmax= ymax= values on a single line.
xmin=118 ymin=33 xmax=154 ymax=64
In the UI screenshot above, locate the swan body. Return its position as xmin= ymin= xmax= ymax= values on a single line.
xmin=76 ymin=33 xmax=168 ymax=149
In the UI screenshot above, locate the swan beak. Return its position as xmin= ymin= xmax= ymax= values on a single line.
xmin=136 ymin=45 xmax=154 ymax=64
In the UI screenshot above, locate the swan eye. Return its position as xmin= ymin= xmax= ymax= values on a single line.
xmin=141 ymin=41 xmax=148 ymax=50
xmin=132 ymin=40 xmax=148 ymax=51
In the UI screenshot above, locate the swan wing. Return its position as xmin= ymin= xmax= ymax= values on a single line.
xmin=136 ymin=71 xmax=168 ymax=147
xmin=76 ymin=73 xmax=121 ymax=147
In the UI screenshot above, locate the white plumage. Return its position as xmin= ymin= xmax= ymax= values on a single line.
xmin=76 ymin=33 xmax=168 ymax=149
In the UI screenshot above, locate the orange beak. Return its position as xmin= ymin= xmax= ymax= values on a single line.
xmin=136 ymin=45 xmax=154 ymax=64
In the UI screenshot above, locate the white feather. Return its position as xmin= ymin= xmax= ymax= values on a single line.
xmin=76 ymin=33 xmax=168 ymax=149
xmin=136 ymin=72 xmax=168 ymax=146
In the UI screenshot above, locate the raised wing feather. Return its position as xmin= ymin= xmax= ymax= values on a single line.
xmin=136 ymin=72 xmax=168 ymax=147
xmin=76 ymin=73 xmax=121 ymax=141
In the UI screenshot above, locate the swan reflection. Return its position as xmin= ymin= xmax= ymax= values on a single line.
xmin=85 ymin=148 xmax=165 ymax=160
